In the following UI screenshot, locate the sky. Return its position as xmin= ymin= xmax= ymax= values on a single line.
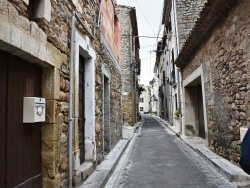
xmin=117 ymin=0 xmax=164 ymax=86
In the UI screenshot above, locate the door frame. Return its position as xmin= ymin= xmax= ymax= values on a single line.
xmin=183 ymin=65 xmax=208 ymax=144
xmin=102 ymin=64 xmax=111 ymax=153
xmin=73 ymin=31 xmax=96 ymax=166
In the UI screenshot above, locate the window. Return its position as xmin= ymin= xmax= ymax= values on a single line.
xmin=140 ymin=107 xmax=143 ymax=111
xmin=140 ymin=98 xmax=144 ymax=103
xmin=163 ymin=71 xmax=166 ymax=86
xmin=172 ymin=50 xmax=175 ymax=83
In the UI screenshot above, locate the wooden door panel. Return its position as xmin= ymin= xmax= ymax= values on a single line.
xmin=6 ymin=54 xmax=42 ymax=187
xmin=0 ymin=51 xmax=8 ymax=188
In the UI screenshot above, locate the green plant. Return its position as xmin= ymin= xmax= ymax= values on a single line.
xmin=174 ymin=110 xmax=179 ymax=117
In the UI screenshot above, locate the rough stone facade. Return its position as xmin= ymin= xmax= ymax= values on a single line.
xmin=180 ymin=0 xmax=250 ymax=164
xmin=116 ymin=5 xmax=140 ymax=126
xmin=176 ymin=0 xmax=207 ymax=50
xmin=0 ymin=0 xmax=123 ymax=187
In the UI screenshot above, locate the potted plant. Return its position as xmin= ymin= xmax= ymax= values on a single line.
xmin=174 ymin=110 xmax=179 ymax=117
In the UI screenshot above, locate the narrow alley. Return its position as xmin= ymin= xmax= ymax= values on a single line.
xmin=1 ymin=0 xmax=250 ymax=187
xmin=105 ymin=115 xmax=236 ymax=188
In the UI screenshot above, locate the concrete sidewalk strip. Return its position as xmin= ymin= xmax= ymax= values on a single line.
xmin=81 ymin=121 xmax=142 ymax=188
xmin=152 ymin=115 xmax=250 ymax=187
xmin=81 ymin=140 xmax=129 ymax=188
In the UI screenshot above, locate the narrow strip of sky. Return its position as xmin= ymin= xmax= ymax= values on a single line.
xmin=134 ymin=0 xmax=155 ymax=35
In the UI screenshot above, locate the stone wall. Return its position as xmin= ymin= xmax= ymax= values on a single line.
xmin=176 ymin=0 xmax=207 ymax=50
xmin=182 ymin=1 xmax=250 ymax=164
xmin=116 ymin=5 xmax=136 ymax=125
xmin=0 ymin=0 xmax=123 ymax=187
xmin=95 ymin=45 xmax=123 ymax=161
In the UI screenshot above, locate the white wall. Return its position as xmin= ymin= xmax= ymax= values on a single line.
xmin=139 ymin=86 xmax=150 ymax=112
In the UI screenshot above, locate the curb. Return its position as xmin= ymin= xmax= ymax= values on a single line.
xmin=81 ymin=140 xmax=129 ymax=188
xmin=152 ymin=115 xmax=250 ymax=188
xmin=81 ymin=121 xmax=142 ymax=188
xmin=105 ymin=121 xmax=143 ymax=188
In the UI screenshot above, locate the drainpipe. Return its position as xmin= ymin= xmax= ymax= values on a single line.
xmin=177 ymin=68 xmax=182 ymax=133
xmin=97 ymin=0 xmax=104 ymax=27
xmin=68 ymin=11 xmax=76 ymax=188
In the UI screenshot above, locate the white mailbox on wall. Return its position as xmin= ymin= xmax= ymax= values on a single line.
xmin=23 ymin=97 xmax=46 ymax=123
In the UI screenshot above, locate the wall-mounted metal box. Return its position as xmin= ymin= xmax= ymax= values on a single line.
xmin=23 ymin=97 xmax=46 ymax=123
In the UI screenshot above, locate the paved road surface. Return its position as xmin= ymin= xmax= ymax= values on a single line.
xmin=106 ymin=115 xmax=236 ymax=188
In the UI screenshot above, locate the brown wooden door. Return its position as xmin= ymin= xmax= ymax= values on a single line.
xmin=78 ymin=56 xmax=85 ymax=163
xmin=0 ymin=50 xmax=42 ymax=188
xmin=197 ymin=85 xmax=205 ymax=139
xmin=0 ymin=51 xmax=8 ymax=188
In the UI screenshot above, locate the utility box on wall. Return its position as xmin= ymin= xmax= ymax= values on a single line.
xmin=23 ymin=97 xmax=46 ymax=123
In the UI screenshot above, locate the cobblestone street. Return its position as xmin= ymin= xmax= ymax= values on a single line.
xmin=106 ymin=115 xmax=237 ymax=188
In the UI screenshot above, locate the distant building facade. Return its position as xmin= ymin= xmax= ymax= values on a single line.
xmin=149 ymin=74 xmax=160 ymax=116
xmin=116 ymin=5 xmax=141 ymax=125
xmin=139 ymin=86 xmax=150 ymax=113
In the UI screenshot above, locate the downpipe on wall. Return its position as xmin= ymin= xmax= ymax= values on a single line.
xmin=173 ymin=0 xmax=182 ymax=134
xmin=177 ymin=68 xmax=182 ymax=133
xmin=68 ymin=11 xmax=76 ymax=188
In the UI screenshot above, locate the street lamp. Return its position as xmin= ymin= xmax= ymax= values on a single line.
xmin=130 ymin=62 xmax=139 ymax=74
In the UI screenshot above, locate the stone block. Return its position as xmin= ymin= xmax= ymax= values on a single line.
xmin=38 ymin=43 xmax=47 ymax=61
xmin=0 ymin=0 xmax=8 ymax=21
xmin=72 ymin=0 xmax=83 ymax=14
xmin=35 ymin=0 xmax=51 ymax=22
xmin=45 ymin=42 xmax=62 ymax=69
xmin=72 ymin=118 xmax=79 ymax=151
xmin=59 ymin=154 xmax=68 ymax=171
xmin=23 ymin=0 xmax=29 ymax=5
xmin=29 ymin=37 xmax=40 ymax=58
xmin=10 ymin=25 xmax=21 ymax=49
xmin=59 ymin=91 xmax=69 ymax=102
xmin=43 ymin=175 xmax=61 ymax=188
xmin=0 ymin=20 xmax=10 ymax=44
xmin=61 ymin=53 xmax=68 ymax=65
xmin=96 ymin=123 xmax=102 ymax=133
xmin=19 ymin=16 xmax=30 ymax=34
xmin=39 ymin=28 xmax=47 ymax=45
xmin=30 ymin=21 xmax=40 ymax=40
xmin=42 ymin=151 xmax=59 ymax=178
xmin=42 ymin=124 xmax=60 ymax=151
xmin=8 ymin=3 xmax=18 ymax=26
xmin=45 ymin=99 xmax=58 ymax=124
xmin=59 ymin=102 xmax=69 ymax=113
xmin=20 ymin=32 xmax=31 ymax=55
xmin=42 ymin=67 xmax=60 ymax=100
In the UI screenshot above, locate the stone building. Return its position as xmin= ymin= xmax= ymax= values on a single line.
xmin=139 ymin=85 xmax=150 ymax=114
xmin=157 ymin=0 xmax=250 ymax=167
xmin=149 ymin=74 xmax=160 ymax=116
xmin=116 ymin=5 xmax=141 ymax=126
xmin=175 ymin=0 xmax=250 ymax=165
xmin=155 ymin=0 xmax=207 ymax=130
xmin=0 ymin=0 xmax=123 ymax=187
